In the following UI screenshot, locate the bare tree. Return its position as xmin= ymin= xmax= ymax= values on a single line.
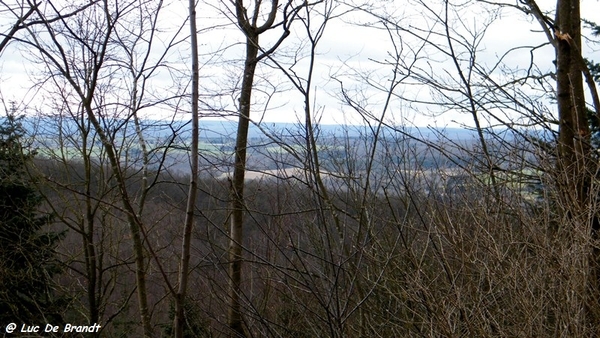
xmin=331 ymin=0 xmax=600 ymax=335
xmin=173 ymin=0 xmax=200 ymax=336
xmin=15 ymin=1 xmax=188 ymax=335
xmin=225 ymin=0 xmax=305 ymax=334
xmin=0 ymin=0 xmax=96 ymax=54
xmin=503 ymin=0 xmax=600 ymax=330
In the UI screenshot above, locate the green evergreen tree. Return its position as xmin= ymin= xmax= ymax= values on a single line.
xmin=0 ymin=105 xmax=64 ymax=324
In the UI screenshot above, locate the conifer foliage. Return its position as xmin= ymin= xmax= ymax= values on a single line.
xmin=0 ymin=106 xmax=63 ymax=324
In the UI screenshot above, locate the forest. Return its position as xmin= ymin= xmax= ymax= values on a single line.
xmin=1 ymin=0 xmax=600 ymax=337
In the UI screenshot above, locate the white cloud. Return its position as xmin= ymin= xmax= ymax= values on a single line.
xmin=1 ymin=0 xmax=599 ymax=128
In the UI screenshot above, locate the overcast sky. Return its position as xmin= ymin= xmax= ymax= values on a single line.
xmin=1 ymin=0 xmax=599 ymax=128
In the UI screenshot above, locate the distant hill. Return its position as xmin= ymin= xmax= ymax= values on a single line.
xmin=20 ymin=115 xmax=523 ymax=144
xmin=195 ymin=120 xmax=482 ymax=141
xmin=16 ymin=115 xmax=548 ymax=177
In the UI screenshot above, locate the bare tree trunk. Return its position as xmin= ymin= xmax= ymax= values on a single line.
xmin=228 ymin=32 xmax=259 ymax=337
xmin=226 ymin=0 xmax=286 ymax=333
xmin=555 ymin=0 xmax=589 ymax=205
xmin=80 ymin=103 xmax=154 ymax=337
xmin=554 ymin=0 xmax=598 ymax=332
xmin=173 ymin=0 xmax=200 ymax=336
xmin=83 ymin=136 xmax=99 ymax=328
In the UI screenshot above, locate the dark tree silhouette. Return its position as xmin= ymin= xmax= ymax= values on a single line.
xmin=0 ymin=105 xmax=64 ymax=324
